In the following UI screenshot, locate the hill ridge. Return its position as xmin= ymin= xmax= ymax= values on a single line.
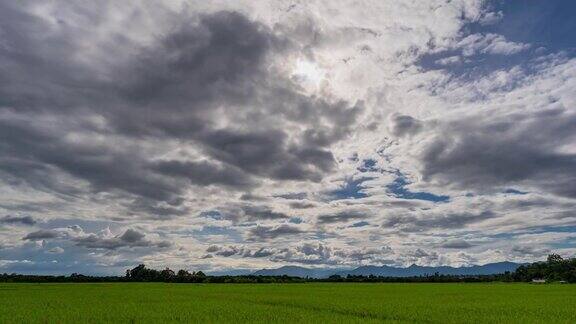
xmin=252 ymin=262 xmax=521 ymax=278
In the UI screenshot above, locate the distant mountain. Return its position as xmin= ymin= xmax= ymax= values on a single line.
xmin=207 ymin=269 xmax=253 ymax=276
xmin=252 ymin=262 xmax=521 ymax=278
xmin=252 ymin=266 xmax=346 ymax=278
xmin=337 ymin=262 xmax=521 ymax=277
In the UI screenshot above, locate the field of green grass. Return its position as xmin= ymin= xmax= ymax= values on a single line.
xmin=0 ymin=283 xmax=575 ymax=323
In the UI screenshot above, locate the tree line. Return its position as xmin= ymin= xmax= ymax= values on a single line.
xmin=2 ymin=254 xmax=574 ymax=283
xmin=512 ymin=254 xmax=576 ymax=282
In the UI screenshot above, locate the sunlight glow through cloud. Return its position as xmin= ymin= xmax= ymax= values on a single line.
xmin=292 ymin=59 xmax=326 ymax=91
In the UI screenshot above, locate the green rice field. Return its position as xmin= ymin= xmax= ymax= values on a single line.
xmin=0 ymin=283 xmax=575 ymax=323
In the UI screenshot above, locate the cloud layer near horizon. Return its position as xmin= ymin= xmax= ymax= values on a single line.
xmin=1 ymin=0 xmax=575 ymax=274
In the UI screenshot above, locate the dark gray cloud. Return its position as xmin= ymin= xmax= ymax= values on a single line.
xmin=0 ymin=117 xmax=185 ymax=208
xmin=334 ymin=247 xmax=392 ymax=262
xmin=216 ymin=243 xmax=361 ymax=264
xmin=204 ymin=245 xmax=275 ymax=258
xmin=1 ymin=215 xmax=36 ymax=226
xmin=264 ymin=243 xmax=392 ymax=266
xmin=213 ymin=204 xmax=290 ymax=223
xmin=150 ymin=160 xmax=257 ymax=189
xmin=275 ymin=192 xmax=308 ymax=200
xmin=440 ymin=239 xmax=473 ymax=249
xmin=21 ymin=225 xmax=170 ymax=250
xmin=214 ymin=246 xmax=239 ymax=257
xmin=383 ymin=211 xmax=496 ymax=231
xmin=0 ymin=4 xmax=361 ymax=219
xmin=407 ymin=249 xmax=439 ymax=260
xmin=23 ymin=229 xmax=60 ymax=240
xmin=239 ymin=193 xmax=268 ymax=202
xmin=250 ymin=247 xmax=275 ymax=258
xmin=421 ymin=110 xmax=576 ymax=198
xmin=196 ymin=123 xmax=354 ymax=183
xmin=289 ymin=201 xmax=316 ymax=209
xmin=317 ymin=210 xmax=366 ymax=224
xmin=389 ymin=114 xmax=422 ymax=137
xmin=270 ymin=247 xmax=334 ymax=265
xmin=248 ymin=224 xmax=305 ymax=241
xmin=73 ymin=229 xmax=171 ymax=250
xmin=510 ymin=245 xmax=550 ymax=258
xmin=297 ymin=242 xmax=331 ymax=259
xmin=119 ymin=229 xmax=145 ymax=243
xmin=240 ymin=205 xmax=290 ymax=221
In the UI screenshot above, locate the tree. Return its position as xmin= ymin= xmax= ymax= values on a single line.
xmin=548 ymin=254 xmax=564 ymax=263
xmin=160 ymin=268 xmax=175 ymax=282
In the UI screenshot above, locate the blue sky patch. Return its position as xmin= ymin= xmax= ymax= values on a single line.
xmin=478 ymin=0 xmax=576 ymax=53
xmin=289 ymin=217 xmax=303 ymax=224
xmin=357 ymin=159 xmax=378 ymax=172
xmin=419 ymin=1 xmax=576 ymax=82
xmin=327 ymin=177 xmax=371 ymax=200
xmin=387 ymin=176 xmax=449 ymax=202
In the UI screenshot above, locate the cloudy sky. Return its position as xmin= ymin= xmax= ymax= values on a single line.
xmin=1 ymin=0 xmax=575 ymax=275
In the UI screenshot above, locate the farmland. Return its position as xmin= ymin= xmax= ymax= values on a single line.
xmin=0 ymin=283 xmax=575 ymax=323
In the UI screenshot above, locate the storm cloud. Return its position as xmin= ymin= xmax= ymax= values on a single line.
xmin=0 ymin=4 xmax=361 ymax=218
xmin=420 ymin=111 xmax=576 ymax=198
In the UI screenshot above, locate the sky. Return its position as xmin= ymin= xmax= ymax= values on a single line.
xmin=0 ymin=0 xmax=575 ymax=275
